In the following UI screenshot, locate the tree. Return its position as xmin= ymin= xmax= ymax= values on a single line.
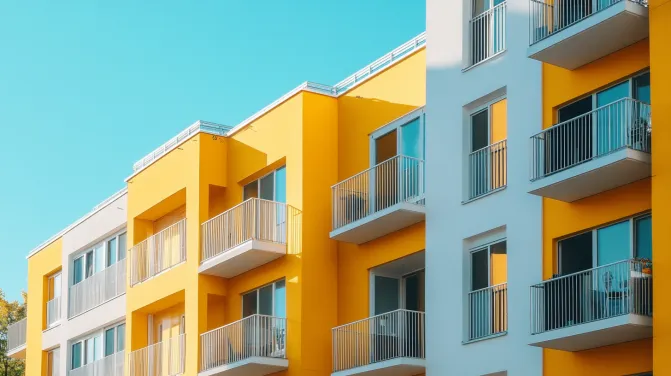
xmin=0 ymin=289 xmax=26 ymax=376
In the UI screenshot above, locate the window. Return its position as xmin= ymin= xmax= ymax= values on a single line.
xmin=47 ymin=348 xmax=59 ymax=376
xmin=243 ymin=166 xmax=287 ymax=203
xmin=116 ymin=323 xmax=125 ymax=352
xmin=242 ymin=279 xmax=286 ymax=318
xmin=71 ymin=322 xmax=124 ymax=368
xmin=468 ymin=98 xmax=507 ymax=200
xmin=370 ymin=109 xmax=425 ymax=166
xmin=72 ymin=231 xmax=127 ymax=285
xmin=558 ymin=214 xmax=651 ymax=275
xmin=470 ymin=0 xmax=506 ymax=66
xmin=48 ymin=273 xmax=62 ymax=301
xmin=71 ymin=342 xmax=82 ymax=369
xmin=468 ymin=240 xmax=508 ymax=340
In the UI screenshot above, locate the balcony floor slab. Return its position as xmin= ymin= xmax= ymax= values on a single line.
xmin=199 ymin=240 xmax=286 ymax=278
xmin=330 ymin=202 xmax=425 ymax=244
xmin=332 ymin=358 xmax=426 ymax=376
xmin=199 ymin=357 xmax=289 ymax=376
xmin=529 ymin=314 xmax=652 ymax=351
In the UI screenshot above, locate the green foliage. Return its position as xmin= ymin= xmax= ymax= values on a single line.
xmin=0 ymin=289 xmax=27 ymax=376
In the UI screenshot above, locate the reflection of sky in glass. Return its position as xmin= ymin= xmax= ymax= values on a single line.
xmin=275 ymin=167 xmax=286 ymax=203
xmin=94 ymin=245 xmax=105 ymax=273
xmin=275 ymin=280 xmax=286 ymax=318
xmin=597 ymin=221 xmax=630 ymax=266
xmin=401 ymin=118 xmax=421 ymax=159
xmin=635 ymin=216 xmax=652 ymax=259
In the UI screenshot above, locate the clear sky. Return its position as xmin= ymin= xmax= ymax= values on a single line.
xmin=0 ymin=1 xmax=425 ymax=301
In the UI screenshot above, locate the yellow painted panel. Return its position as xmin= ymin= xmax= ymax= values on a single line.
xmin=490 ymin=98 xmax=507 ymax=142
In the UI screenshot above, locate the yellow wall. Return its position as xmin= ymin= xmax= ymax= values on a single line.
xmin=25 ymin=239 xmax=62 ymax=376
xmin=650 ymin=0 xmax=671 ymax=372
xmin=542 ymin=39 xmax=652 ymax=375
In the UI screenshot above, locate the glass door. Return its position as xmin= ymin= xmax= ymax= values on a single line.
xmin=471 ymin=110 xmax=490 ymax=197
xmin=596 ymin=81 xmax=629 ymax=155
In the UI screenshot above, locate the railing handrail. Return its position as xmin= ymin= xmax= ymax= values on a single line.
xmin=532 ymin=258 xmax=646 ymax=287
xmin=131 ymin=218 xmax=187 ymax=250
xmin=129 ymin=333 xmax=185 ymax=356
xmin=470 ymin=1 xmax=507 ymax=21
xmin=530 ymin=97 xmax=648 ymax=139
xmin=468 ymin=139 xmax=508 ymax=156
xmin=200 ymin=314 xmax=283 ymax=336
xmin=331 ymin=155 xmax=424 ymax=189
xmin=201 ymin=198 xmax=286 ymax=226
xmin=331 ymin=309 xmax=423 ymax=330
xmin=469 ymin=281 xmax=508 ymax=295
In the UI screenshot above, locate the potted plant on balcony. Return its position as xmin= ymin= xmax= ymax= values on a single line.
xmin=636 ymin=257 xmax=652 ymax=275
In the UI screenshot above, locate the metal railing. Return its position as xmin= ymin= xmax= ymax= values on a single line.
xmin=332 ymin=309 xmax=425 ymax=372
xmin=332 ymin=155 xmax=425 ymax=230
xmin=46 ymin=297 xmax=61 ymax=327
xmin=530 ymin=98 xmax=651 ymax=180
xmin=69 ymin=352 xmax=124 ymax=376
xmin=530 ymin=259 xmax=652 ymax=335
xmin=469 ymin=2 xmax=507 ymax=67
xmin=201 ymin=315 xmax=287 ymax=371
xmin=201 ymin=199 xmax=287 ymax=262
xmin=530 ymin=0 xmax=648 ymax=44
xmin=468 ymin=140 xmax=507 ymax=200
xmin=130 ymin=219 xmax=186 ymax=286
xmin=467 ymin=283 xmax=508 ymax=341
xmin=7 ymin=318 xmax=27 ymax=351
xmin=129 ymin=334 xmax=185 ymax=376
xmin=69 ymin=262 xmax=126 ymax=318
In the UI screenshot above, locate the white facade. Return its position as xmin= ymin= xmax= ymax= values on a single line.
xmin=425 ymin=0 xmax=543 ymax=374
xmin=39 ymin=190 xmax=128 ymax=376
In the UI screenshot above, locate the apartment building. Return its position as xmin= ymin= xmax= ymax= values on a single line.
xmin=428 ymin=0 xmax=657 ymax=373
xmin=12 ymin=34 xmax=427 ymax=376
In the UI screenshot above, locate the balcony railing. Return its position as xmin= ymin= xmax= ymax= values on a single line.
xmin=7 ymin=318 xmax=27 ymax=352
xmin=468 ymin=2 xmax=507 ymax=67
xmin=201 ymin=199 xmax=287 ymax=262
xmin=46 ymin=297 xmax=61 ymax=327
xmin=69 ymin=261 xmax=126 ymax=318
xmin=130 ymin=219 xmax=186 ymax=286
xmin=531 ymin=98 xmax=651 ymax=180
xmin=129 ymin=334 xmax=185 ymax=376
xmin=468 ymin=139 xmax=507 ymax=200
xmin=332 ymin=309 xmax=425 ymax=373
xmin=200 ymin=315 xmax=287 ymax=371
xmin=467 ymin=283 xmax=508 ymax=341
xmin=530 ymin=0 xmax=648 ymax=44
xmin=332 ymin=155 xmax=425 ymax=230
xmin=530 ymin=259 xmax=652 ymax=335
xmin=69 ymin=352 xmax=124 ymax=376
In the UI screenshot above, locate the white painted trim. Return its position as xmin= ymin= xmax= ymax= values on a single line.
xmin=197 ymin=356 xmax=289 ymax=376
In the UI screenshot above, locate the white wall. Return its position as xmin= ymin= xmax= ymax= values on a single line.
xmin=425 ymin=0 xmax=544 ymax=373
xmin=52 ymin=192 xmax=128 ymax=376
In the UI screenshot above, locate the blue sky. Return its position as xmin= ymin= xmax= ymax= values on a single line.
xmin=0 ymin=1 xmax=425 ymax=301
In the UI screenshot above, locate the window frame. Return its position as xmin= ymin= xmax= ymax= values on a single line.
xmin=469 ymin=95 xmax=506 ymax=154
xmin=241 ymin=278 xmax=286 ymax=318
xmin=242 ymin=166 xmax=286 ymax=202
xmin=70 ymin=321 xmax=124 ymax=369
xmin=71 ymin=230 xmax=127 ymax=287
xmin=469 ymin=238 xmax=507 ymax=291
xmin=556 ymin=212 xmax=651 ymax=275
xmin=369 ymin=107 xmax=426 ymax=168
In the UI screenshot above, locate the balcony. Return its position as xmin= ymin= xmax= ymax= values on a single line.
xmin=529 ymin=259 xmax=652 ymax=351
xmin=199 ymin=199 xmax=287 ymax=278
xmin=466 ymin=2 xmax=507 ymax=69
xmin=7 ymin=318 xmax=27 ymax=359
xmin=467 ymin=283 xmax=508 ymax=342
xmin=529 ymin=98 xmax=651 ymax=202
xmin=70 ymin=352 xmax=125 ymax=376
xmin=467 ymin=140 xmax=507 ymax=201
xmin=129 ymin=334 xmax=186 ymax=376
xmin=332 ymin=309 xmax=425 ymax=376
xmin=331 ymin=155 xmax=425 ymax=244
xmin=69 ymin=262 xmax=126 ymax=318
xmin=130 ymin=219 xmax=186 ymax=286
xmin=528 ymin=0 xmax=648 ymax=69
xmin=199 ymin=315 xmax=288 ymax=376
xmin=47 ymin=297 xmax=61 ymax=328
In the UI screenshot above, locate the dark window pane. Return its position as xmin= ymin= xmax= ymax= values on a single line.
xmin=242 ymin=291 xmax=257 ymax=317
xmin=117 ymin=324 xmax=125 ymax=351
xmin=243 ymin=181 xmax=258 ymax=200
xmin=71 ymin=342 xmax=81 ymax=369
xmin=374 ymin=276 xmax=399 ymax=315
xmin=259 ymin=284 xmax=273 ymax=316
xmin=471 ymin=110 xmax=489 ymax=152
xmin=559 ymin=232 xmax=593 ymax=275
xmin=107 ymin=238 xmax=117 ymax=267
xmin=260 ymin=174 xmax=274 ymax=201
xmin=105 ymin=328 xmax=115 ymax=356
xmin=635 ymin=216 xmax=652 ymax=260
xmin=471 ymin=248 xmax=489 ymax=291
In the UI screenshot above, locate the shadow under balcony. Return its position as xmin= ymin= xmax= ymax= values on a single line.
xmin=330 ymin=155 xmax=425 ymax=245
xmin=331 ymin=309 xmax=425 ymax=376
xmin=528 ymin=0 xmax=648 ymax=69
xmin=199 ymin=315 xmax=288 ymax=376
xmin=199 ymin=198 xmax=287 ymax=278
xmin=529 ymin=259 xmax=652 ymax=351
xmin=529 ymin=98 xmax=651 ymax=202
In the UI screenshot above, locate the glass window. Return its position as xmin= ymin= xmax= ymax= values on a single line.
xmin=471 ymin=249 xmax=489 ymax=291
xmin=401 ymin=118 xmax=421 ymax=159
xmin=260 ymin=173 xmax=274 ymax=200
xmin=107 ymin=238 xmax=117 ymax=267
xmin=117 ymin=324 xmax=125 ymax=352
xmin=274 ymin=280 xmax=286 ymax=318
xmin=635 ymin=216 xmax=652 ymax=259
xmin=259 ymin=284 xmax=273 ymax=316
xmin=471 ymin=110 xmax=489 ymax=152
xmin=73 ymin=257 xmax=83 ymax=284
xmin=105 ymin=328 xmax=115 ymax=357
xmin=243 ymin=181 xmax=258 ymax=200
xmin=375 ymin=130 xmax=397 ymax=164
xmin=85 ymin=251 xmax=94 ymax=278
xmin=94 ymin=245 xmax=104 ymax=274
xmin=52 ymin=274 xmax=62 ymax=298
xmin=374 ymin=276 xmax=400 ymax=315
xmin=597 ymin=220 xmax=630 ymax=266
xmin=242 ymin=290 xmax=257 ymax=318
xmin=71 ymin=342 xmax=82 ymax=369
xmin=118 ymin=233 xmax=127 ymax=261
xmin=275 ymin=167 xmax=287 ymax=204
xmin=634 ymin=72 xmax=651 ymax=104
xmin=48 ymin=348 xmax=59 ymax=376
